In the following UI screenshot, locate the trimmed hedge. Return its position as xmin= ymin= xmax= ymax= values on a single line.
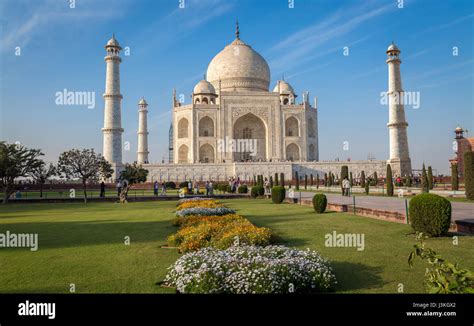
xmin=409 ymin=193 xmax=452 ymax=237
xmin=251 ymin=186 xmax=265 ymax=198
xmin=271 ymin=186 xmax=286 ymax=204
xmin=464 ymin=151 xmax=474 ymax=200
xmin=312 ymin=194 xmax=327 ymax=214
xmin=238 ymin=185 xmax=248 ymax=194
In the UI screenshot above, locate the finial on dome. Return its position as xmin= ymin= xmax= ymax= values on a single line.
xmin=235 ymin=20 xmax=240 ymax=39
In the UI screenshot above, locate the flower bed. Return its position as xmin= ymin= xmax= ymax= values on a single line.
xmin=177 ymin=199 xmax=222 ymax=211
xmin=176 ymin=197 xmax=213 ymax=205
xmin=164 ymin=245 xmax=337 ymax=294
xmin=168 ymin=214 xmax=271 ymax=252
xmin=175 ymin=207 xmax=235 ymax=218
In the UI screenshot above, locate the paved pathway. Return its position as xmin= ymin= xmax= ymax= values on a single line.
xmin=292 ymin=191 xmax=474 ymax=223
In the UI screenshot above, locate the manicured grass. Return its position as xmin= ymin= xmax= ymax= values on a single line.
xmin=0 ymin=199 xmax=472 ymax=293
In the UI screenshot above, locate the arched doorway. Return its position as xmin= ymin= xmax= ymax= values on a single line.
xmin=286 ymin=143 xmax=300 ymax=161
xmin=199 ymin=144 xmax=215 ymax=163
xmin=285 ymin=116 xmax=299 ymax=137
xmin=178 ymin=118 xmax=189 ymax=138
xmin=178 ymin=144 xmax=189 ymax=163
xmin=233 ymin=113 xmax=266 ymax=161
xmin=199 ymin=117 xmax=214 ymax=137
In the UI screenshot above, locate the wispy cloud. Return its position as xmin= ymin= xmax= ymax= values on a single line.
xmin=412 ymin=13 xmax=474 ymax=37
xmin=0 ymin=0 xmax=129 ymax=52
xmin=267 ymin=2 xmax=395 ymax=74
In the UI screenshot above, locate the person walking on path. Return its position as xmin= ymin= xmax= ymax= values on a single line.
xmin=100 ymin=181 xmax=106 ymax=198
xmin=116 ymin=181 xmax=122 ymax=197
xmin=153 ymin=181 xmax=159 ymax=196
xmin=342 ymin=177 xmax=351 ymax=197
xmin=160 ymin=182 xmax=166 ymax=196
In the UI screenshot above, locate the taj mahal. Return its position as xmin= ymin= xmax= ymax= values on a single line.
xmin=101 ymin=23 xmax=412 ymax=183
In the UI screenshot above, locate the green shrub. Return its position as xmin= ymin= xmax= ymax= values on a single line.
xmin=464 ymin=151 xmax=474 ymax=200
xmin=179 ymin=181 xmax=189 ymax=188
xmin=251 ymin=186 xmax=264 ymax=198
xmin=316 ymin=174 xmax=320 ymax=189
xmin=280 ymin=173 xmax=284 ymax=187
xmin=360 ymin=171 xmax=365 ymax=188
xmin=451 ymin=164 xmax=459 ymax=191
xmin=409 ymin=193 xmax=452 ymax=237
xmin=295 ymin=171 xmax=300 ymax=190
xmin=427 ymin=166 xmax=434 ymax=190
xmin=364 ymin=183 xmax=369 ymax=195
xmin=409 ymin=233 xmax=474 ymax=294
xmin=238 ymin=185 xmax=248 ymax=194
xmin=304 ymin=174 xmax=308 ymax=190
xmin=165 ymin=182 xmax=176 ymax=189
xmin=386 ymin=164 xmax=394 ymax=197
xmin=271 ymin=186 xmax=286 ymax=204
xmin=312 ymin=194 xmax=327 ymax=214
xmin=421 ymin=164 xmax=429 ymax=193
xmin=274 ymin=173 xmax=279 ymax=186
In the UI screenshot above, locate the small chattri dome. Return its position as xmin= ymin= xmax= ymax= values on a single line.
xmin=387 ymin=42 xmax=400 ymax=53
xmin=138 ymin=97 xmax=147 ymax=105
xmin=273 ymin=80 xmax=294 ymax=94
xmin=106 ymin=34 xmax=120 ymax=47
xmin=455 ymin=126 xmax=463 ymax=131
xmin=193 ymin=79 xmax=216 ymax=94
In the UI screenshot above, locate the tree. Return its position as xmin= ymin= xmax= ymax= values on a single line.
xmin=57 ymin=149 xmax=113 ymax=203
xmin=451 ymin=164 xmax=459 ymax=191
xmin=386 ymin=164 xmax=394 ymax=196
xmin=280 ymin=173 xmax=284 ymax=187
xmin=0 ymin=142 xmax=44 ymax=204
xmin=373 ymin=172 xmax=378 ymax=186
xmin=360 ymin=171 xmax=366 ymax=188
xmin=464 ymin=151 xmax=474 ymax=200
xmin=406 ymin=175 xmax=412 ymax=188
xmin=269 ymin=176 xmax=273 ymax=188
xmin=340 ymin=166 xmax=348 ymax=195
xmin=295 ymin=171 xmax=300 ymax=191
xmin=427 ymin=166 xmax=434 ymax=190
xmin=421 ymin=164 xmax=429 ymax=193
xmin=349 ymin=172 xmax=353 ymax=187
xmin=310 ymin=174 xmax=313 ymax=186
xmin=304 ymin=174 xmax=308 ymax=190
xmin=324 ymin=173 xmax=327 ymax=186
xmin=30 ymin=162 xmax=56 ymax=198
xmin=274 ymin=173 xmax=279 ymax=186
xmin=316 ymin=174 xmax=320 ymax=189
xmin=118 ymin=163 xmax=148 ymax=203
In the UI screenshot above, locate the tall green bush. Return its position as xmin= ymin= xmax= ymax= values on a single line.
xmin=316 ymin=174 xmax=320 ymax=189
xmin=386 ymin=164 xmax=394 ymax=197
xmin=464 ymin=151 xmax=474 ymax=200
xmin=304 ymin=174 xmax=308 ymax=190
xmin=275 ymin=173 xmax=279 ymax=186
xmin=271 ymin=186 xmax=286 ymax=204
xmin=364 ymin=182 xmax=369 ymax=195
xmin=427 ymin=166 xmax=434 ymax=190
xmin=310 ymin=174 xmax=313 ymax=186
xmin=421 ymin=164 xmax=429 ymax=193
xmin=280 ymin=173 xmax=284 ymax=187
xmin=451 ymin=164 xmax=459 ymax=191
xmin=349 ymin=172 xmax=353 ymax=187
xmin=409 ymin=193 xmax=452 ymax=237
xmin=360 ymin=171 xmax=366 ymax=188
xmin=295 ymin=171 xmax=300 ymax=191
xmin=312 ymin=194 xmax=327 ymax=214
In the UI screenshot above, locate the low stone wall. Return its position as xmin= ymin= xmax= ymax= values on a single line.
xmin=144 ymin=160 xmax=387 ymax=183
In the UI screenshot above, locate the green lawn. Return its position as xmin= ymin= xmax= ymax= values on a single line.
xmin=0 ymin=199 xmax=472 ymax=293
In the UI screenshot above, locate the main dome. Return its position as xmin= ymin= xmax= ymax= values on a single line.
xmin=206 ymin=30 xmax=270 ymax=92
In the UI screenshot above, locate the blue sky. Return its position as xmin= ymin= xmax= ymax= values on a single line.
xmin=0 ymin=0 xmax=472 ymax=174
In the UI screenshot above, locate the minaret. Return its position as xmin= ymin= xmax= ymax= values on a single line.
xmin=102 ymin=34 xmax=124 ymax=178
xmin=137 ymin=98 xmax=149 ymax=164
xmin=386 ymin=42 xmax=412 ymax=176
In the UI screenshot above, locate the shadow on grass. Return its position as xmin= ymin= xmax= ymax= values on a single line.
xmin=331 ymin=261 xmax=385 ymax=292
xmin=0 ymin=219 xmax=175 ymax=249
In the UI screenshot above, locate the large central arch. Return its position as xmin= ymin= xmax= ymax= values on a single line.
xmin=232 ymin=113 xmax=267 ymax=161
